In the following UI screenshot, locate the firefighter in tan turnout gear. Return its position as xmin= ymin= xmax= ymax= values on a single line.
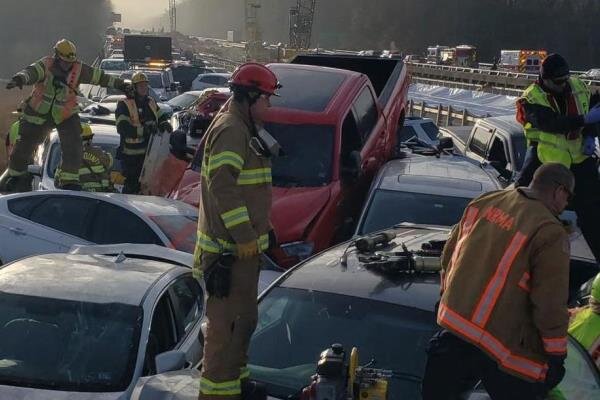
xmin=423 ymin=163 xmax=575 ymax=400
xmin=3 ymin=39 xmax=130 ymax=192
xmin=79 ymin=123 xmax=113 ymax=192
xmin=193 ymin=63 xmax=281 ymax=400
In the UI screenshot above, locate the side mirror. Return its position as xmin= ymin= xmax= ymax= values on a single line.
xmin=155 ymin=350 xmax=187 ymax=374
xmin=438 ymin=137 xmax=454 ymax=151
xmin=27 ymin=165 xmax=42 ymax=177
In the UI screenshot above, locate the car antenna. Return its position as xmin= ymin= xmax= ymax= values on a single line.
xmin=115 ymin=252 xmax=127 ymax=264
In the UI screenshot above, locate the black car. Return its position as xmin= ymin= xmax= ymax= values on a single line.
xmin=171 ymin=64 xmax=212 ymax=92
xmin=133 ymin=225 xmax=600 ymax=400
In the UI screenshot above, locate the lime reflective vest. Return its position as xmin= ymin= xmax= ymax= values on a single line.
xmin=519 ymin=78 xmax=590 ymax=168
xmin=569 ymin=307 xmax=600 ymax=368
xmin=28 ymin=57 xmax=82 ymax=124
xmin=8 ymin=121 xmax=20 ymax=145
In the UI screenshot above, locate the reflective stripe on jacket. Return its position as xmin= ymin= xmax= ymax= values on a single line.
xmin=193 ymin=101 xmax=272 ymax=278
xmin=518 ymin=78 xmax=590 ymax=168
xmin=115 ymin=97 xmax=161 ymax=156
xmin=79 ymin=144 xmax=113 ymax=192
xmin=440 ymin=189 xmax=570 ymax=382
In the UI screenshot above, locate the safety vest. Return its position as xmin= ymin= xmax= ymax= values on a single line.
xmin=520 ymin=78 xmax=590 ymax=168
xmin=8 ymin=121 xmax=20 ymax=145
xmin=79 ymin=145 xmax=112 ymax=192
xmin=121 ymin=98 xmax=159 ymax=156
xmin=569 ymin=308 xmax=600 ymax=368
xmin=28 ymin=57 xmax=82 ymax=124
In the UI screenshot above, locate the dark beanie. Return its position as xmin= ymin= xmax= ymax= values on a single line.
xmin=540 ymin=54 xmax=570 ymax=79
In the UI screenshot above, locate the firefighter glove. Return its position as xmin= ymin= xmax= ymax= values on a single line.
xmin=204 ymin=254 xmax=234 ymax=298
xmin=237 ymin=240 xmax=259 ymax=260
xmin=6 ymin=75 xmax=24 ymax=90
xmin=159 ymin=120 xmax=173 ymax=133
xmin=583 ymin=135 xmax=596 ymax=156
xmin=545 ymin=355 xmax=566 ymax=390
xmin=584 ymin=107 xmax=600 ymax=125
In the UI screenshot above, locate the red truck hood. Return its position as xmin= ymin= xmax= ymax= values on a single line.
xmin=271 ymin=186 xmax=331 ymax=243
xmin=170 ymin=171 xmax=331 ymax=243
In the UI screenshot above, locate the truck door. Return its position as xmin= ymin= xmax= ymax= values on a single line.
xmin=352 ymin=86 xmax=385 ymax=179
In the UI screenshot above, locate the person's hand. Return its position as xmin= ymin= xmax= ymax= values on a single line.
xmin=237 ymin=240 xmax=259 ymax=260
xmin=584 ymin=107 xmax=600 ymax=124
xmin=545 ymin=355 xmax=566 ymax=390
xmin=6 ymin=75 xmax=24 ymax=90
xmin=583 ymin=135 xmax=596 ymax=156
xmin=203 ymin=254 xmax=234 ymax=298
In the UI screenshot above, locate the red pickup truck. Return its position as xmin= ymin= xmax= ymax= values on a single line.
xmin=169 ymin=54 xmax=410 ymax=267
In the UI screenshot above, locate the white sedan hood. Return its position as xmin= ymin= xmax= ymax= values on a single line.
xmin=0 ymin=386 xmax=126 ymax=400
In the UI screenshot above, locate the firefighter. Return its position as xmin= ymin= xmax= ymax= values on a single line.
xmin=569 ymin=273 xmax=600 ymax=367
xmin=79 ymin=123 xmax=113 ymax=192
xmin=423 ymin=163 xmax=575 ymax=400
xmin=194 ymin=63 xmax=281 ymax=400
xmin=514 ymin=53 xmax=600 ymax=262
xmin=115 ymin=71 xmax=172 ymax=194
xmin=2 ymin=39 xmax=130 ymax=192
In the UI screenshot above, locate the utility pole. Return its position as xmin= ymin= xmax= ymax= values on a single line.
xmin=245 ymin=0 xmax=262 ymax=60
xmin=169 ymin=0 xmax=177 ymax=33
xmin=289 ymin=0 xmax=316 ymax=49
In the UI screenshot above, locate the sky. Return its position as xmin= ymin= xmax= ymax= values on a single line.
xmin=110 ymin=0 xmax=168 ymax=29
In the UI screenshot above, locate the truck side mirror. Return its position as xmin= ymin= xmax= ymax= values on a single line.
xmin=438 ymin=137 xmax=454 ymax=151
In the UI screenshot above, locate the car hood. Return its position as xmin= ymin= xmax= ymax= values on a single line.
xmin=0 ymin=386 xmax=126 ymax=400
xmin=271 ymin=186 xmax=331 ymax=243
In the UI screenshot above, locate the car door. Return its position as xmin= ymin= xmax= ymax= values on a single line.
xmin=85 ymin=200 xmax=165 ymax=246
xmin=168 ymin=275 xmax=204 ymax=366
xmin=353 ymin=85 xmax=385 ymax=179
xmin=0 ymin=195 xmax=96 ymax=262
xmin=141 ymin=289 xmax=179 ymax=376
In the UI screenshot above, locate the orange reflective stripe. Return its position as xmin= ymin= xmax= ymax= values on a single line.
xmin=124 ymin=99 xmax=141 ymax=127
xmin=439 ymin=304 xmax=547 ymax=381
xmin=542 ymin=337 xmax=567 ymax=354
xmin=471 ymin=232 xmax=528 ymax=327
xmin=518 ymin=271 xmax=531 ymax=292
xmin=444 ymin=206 xmax=480 ymax=292
xmin=30 ymin=57 xmax=54 ymax=109
xmin=61 ymin=62 xmax=82 ymax=120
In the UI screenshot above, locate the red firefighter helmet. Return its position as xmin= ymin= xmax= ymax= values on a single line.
xmin=229 ymin=63 xmax=281 ymax=96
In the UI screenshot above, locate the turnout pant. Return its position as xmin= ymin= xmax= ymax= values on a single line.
xmin=199 ymin=253 xmax=260 ymax=400
xmin=422 ymin=331 xmax=549 ymax=400
xmin=9 ymin=115 xmax=82 ymax=187
xmin=514 ymin=146 xmax=600 ymax=262
xmin=121 ymin=154 xmax=145 ymax=194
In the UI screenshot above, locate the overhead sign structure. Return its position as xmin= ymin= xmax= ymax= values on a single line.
xmin=111 ymin=12 xmax=122 ymax=23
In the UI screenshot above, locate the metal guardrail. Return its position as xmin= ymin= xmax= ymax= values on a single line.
xmin=407 ymin=99 xmax=487 ymax=127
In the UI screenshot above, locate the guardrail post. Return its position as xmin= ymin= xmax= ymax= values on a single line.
xmin=408 ymin=99 xmax=414 ymax=116
xmin=420 ymin=101 xmax=426 ymax=118
xmin=461 ymin=109 xmax=467 ymax=126
xmin=436 ymin=103 xmax=442 ymax=126
xmin=447 ymin=105 xmax=452 ymax=126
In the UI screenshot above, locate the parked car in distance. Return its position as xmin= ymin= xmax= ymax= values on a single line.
xmin=439 ymin=115 xmax=526 ymax=183
xmin=0 ymin=245 xmax=204 ymax=399
xmin=170 ymin=54 xmax=411 ymax=268
xmin=99 ymin=58 xmax=130 ymax=75
xmin=130 ymin=225 xmax=600 ymax=400
xmin=190 ymin=73 xmax=231 ymax=91
xmin=0 ymin=191 xmax=199 ymax=264
xmin=171 ymin=64 xmax=212 ymax=92
xmin=355 ymin=151 xmax=502 ymax=235
xmin=121 ymin=69 xmax=179 ymax=101
xmin=110 ymin=48 xmax=124 ymax=59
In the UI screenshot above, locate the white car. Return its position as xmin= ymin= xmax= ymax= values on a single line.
xmin=397 ymin=117 xmax=440 ymax=147
xmin=0 ymin=245 xmax=205 ymax=399
xmin=121 ymin=70 xmax=179 ymax=101
xmin=190 ymin=73 xmax=231 ymax=91
xmin=110 ymin=49 xmax=124 ymax=59
xmin=0 ymin=191 xmax=199 ymax=265
xmin=29 ymin=123 xmax=124 ymax=191
xmin=99 ymin=58 xmax=129 ymax=75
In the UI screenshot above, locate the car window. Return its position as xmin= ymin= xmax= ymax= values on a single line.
xmin=469 ymin=126 xmax=493 ymax=157
xmin=7 ymin=196 xmax=48 ymax=219
xmin=27 ymin=196 xmax=97 ymax=238
xmin=398 ymin=126 xmax=418 ymax=143
xmin=143 ymin=292 xmax=178 ymax=376
xmin=353 ymin=87 xmax=378 ymax=142
xmin=87 ymin=201 xmax=162 ymax=245
xmin=341 ymin=112 xmax=363 ymax=162
xmin=216 ymin=76 xmax=229 ymax=85
xmin=421 ymin=122 xmax=440 ymax=141
xmin=202 ymin=76 xmax=218 ymax=84
xmin=488 ymin=136 xmax=509 ymax=171
xmin=169 ymin=277 xmax=203 ymax=340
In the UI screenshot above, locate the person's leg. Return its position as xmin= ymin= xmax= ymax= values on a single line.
xmin=571 ymin=157 xmax=600 ymax=262
xmin=514 ymin=145 xmax=541 ymax=187
xmin=480 ymin=355 xmax=547 ymax=400
xmin=122 ymin=154 xmax=144 ymax=194
xmin=422 ymin=331 xmax=481 ymax=400
xmin=55 ymin=115 xmax=83 ymax=189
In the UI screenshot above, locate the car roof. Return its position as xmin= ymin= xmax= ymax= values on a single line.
xmin=376 ymin=154 xmax=501 ymax=198
xmin=184 ymin=88 xmax=231 ymax=96
xmin=479 ymin=115 xmax=523 ymax=137
xmin=0 ymin=253 xmax=182 ymax=305
xmin=197 ymin=73 xmax=231 ymax=78
xmin=278 ymin=225 xmax=449 ymax=312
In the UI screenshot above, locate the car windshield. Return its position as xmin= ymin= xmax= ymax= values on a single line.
xmin=266 ymin=123 xmax=334 ymax=187
xmin=0 ymin=292 xmax=142 ymax=392
xmin=48 ymin=142 xmax=122 ymax=179
xmin=421 ymin=122 xmax=439 ymax=141
xmin=148 ymin=215 xmax=198 ymax=253
xmin=100 ymin=60 xmax=128 ymax=71
xmin=168 ymin=93 xmax=199 ymax=110
xmin=359 ymin=190 xmax=472 ymax=234
xmin=248 ymin=287 xmax=436 ymax=400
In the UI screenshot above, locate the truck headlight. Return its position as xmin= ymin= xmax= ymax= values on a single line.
xmin=281 ymin=241 xmax=315 ymax=260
